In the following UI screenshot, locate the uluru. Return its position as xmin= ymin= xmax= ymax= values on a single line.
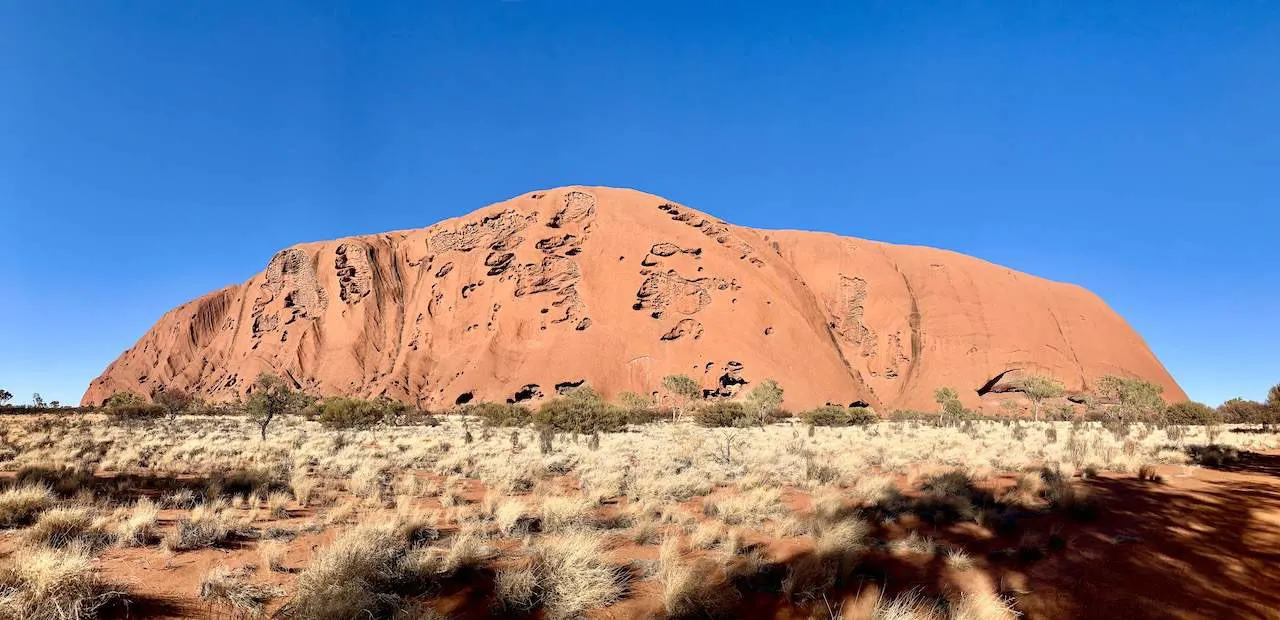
xmin=81 ymin=186 xmax=1184 ymax=412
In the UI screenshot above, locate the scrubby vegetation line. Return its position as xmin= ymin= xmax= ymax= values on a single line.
xmin=0 ymin=376 xmax=1277 ymax=619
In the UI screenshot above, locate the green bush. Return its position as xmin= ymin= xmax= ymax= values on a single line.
xmin=616 ymin=407 xmax=666 ymax=426
xmin=1163 ymin=401 xmax=1218 ymax=425
xmin=316 ymin=397 xmax=388 ymax=429
xmin=107 ymin=403 xmax=166 ymax=422
xmin=801 ymin=405 xmax=877 ymax=427
xmin=466 ymin=402 xmax=532 ymax=427
xmin=1218 ymin=398 xmax=1276 ymax=425
xmin=104 ymin=391 xmax=145 ymax=409
xmin=533 ymin=387 xmax=626 ymax=433
xmin=694 ymin=401 xmax=751 ymax=427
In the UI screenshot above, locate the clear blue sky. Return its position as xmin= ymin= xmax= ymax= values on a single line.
xmin=2 ymin=1 xmax=1277 ymax=406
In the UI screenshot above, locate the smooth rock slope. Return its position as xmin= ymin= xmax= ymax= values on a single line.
xmin=83 ymin=187 xmax=1185 ymax=411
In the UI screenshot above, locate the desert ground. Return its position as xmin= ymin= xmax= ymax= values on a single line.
xmin=2 ymin=406 xmax=1279 ymax=620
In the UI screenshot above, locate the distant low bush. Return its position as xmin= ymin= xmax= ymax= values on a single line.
xmin=1218 ymin=398 xmax=1276 ymax=425
xmin=467 ymin=402 xmax=532 ymax=427
xmin=1163 ymin=401 xmax=1218 ymax=425
xmin=316 ymin=398 xmax=387 ymax=429
xmin=887 ymin=410 xmax=934 ymax=422
xmin=694 ymin=401 xmax=751 ymax=427
xmin=534 ymin=387 xmax=627 ymax=433
xmin=616 ymin=407 xmax=666 ymax=426
xmin=104 ymin=392 xmax=145 ymax=409
xmin=801 ymin=405 xmax=877 ymax=427
xmin=106 ymin=403 xmax=167 ymax=423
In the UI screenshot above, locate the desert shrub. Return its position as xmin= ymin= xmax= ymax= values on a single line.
xmin=801 ymin=405 xmax=876 ymax=427
xmin=103 ymin=391 xmax=145 ymax=409
xmin=106 ymin=402 xmax=166 ymax=423
xmin=316 ymin=397 xmax=387 ymax=430
xmin=617 ymin=407 xmax=666 ymax=426
xmin=534 ymin=387 xmax=626 ymax=433
xmin=1163 ymin=401 xmax=1218 ymax=425
xmin=0 ymin=484 xmax=54 ymax=527
xmin=616 ymin=391 xmax=655 ymax=410
xmin=694 ymin=401 xmax=751 ymax=428
xmin=0 ymin=545 xmax=127 ymax=619
xmin=214 ymin=468 xmax=288 ymax=497
xmin=467 ymin=402 xmax=532 ymax=427
xmin=1094 ymin=375 xmax=1165 ymax=422
xmin=1218 ymin=398 xmax=1275 ymax=425
xmin=1187 ymin=444 xmax=1241 ymax=467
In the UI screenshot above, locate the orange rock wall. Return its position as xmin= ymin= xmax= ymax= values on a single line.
xmin=83 ymin=187 xmax=1185 ymax=411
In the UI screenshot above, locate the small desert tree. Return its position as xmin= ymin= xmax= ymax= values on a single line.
xmin=933 ymin=387 xmax=963 ymax=425
xmin=1269 ymin=383 xmax=1280 ymax=408
xmin=0 ymin=389 xmax=12 ymax=406
xmin=153 ymin=389 xmax=195 ymax=419
xmin=1095 ymin=375 xmax=1165 ymax=423
xmin=662 ymin=374 xmax=701 ymax=422
xmin=246 ymin=372 xmax=309 ymax=440
xmin=1017 ymin=374 xmax=1065 ymax=421
xmin=31 ymin=393 xmax=44 ymax=408
xmin=746 ymin=378 xmax=784 ymax=425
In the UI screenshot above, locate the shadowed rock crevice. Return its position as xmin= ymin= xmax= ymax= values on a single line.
xmin=976 ymin=369 xmax=1021 ymax=396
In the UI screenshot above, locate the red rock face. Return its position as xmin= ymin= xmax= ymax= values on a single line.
xmin=82 ymin=187 xmax=1185 ymax=411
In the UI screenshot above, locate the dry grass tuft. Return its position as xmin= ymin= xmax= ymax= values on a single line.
xmin=540 ymin=496 xmax=596 ymax=532
xmin=950 ymin=591 xmax=1022 ymax=620
xmin=285 ymin=523 xmax=407 ymax=619
xmin=944 ymin=547 xmax=975 ymax=572
xmin=199 ymin=565 xmax=283 ymax=618
xmin=266 ymin=491 xmax=292 ymax=519
xmin=24 ymin=507 xmax=115 ymax=550
xmin=0 ymin=484 xmax=54 ymax=528
xmin=259 ymin=540 xmax=288 ymax=573
xmin=494 ymin=559 xmax=539 ymax=612
xmin=783 ymin=519 xmax=869 ymax=603
xmin=0 ymin=544 xmax=127 ymax=620
xmin=658 ymin=552 xmax=739 ymax=619
xmin=290 ymin=472 xmax=316 ymax=507
xmin=527 ymin=531 xmax=628 ymax=619
xmin=163 ymin=503 xmax=235 ymax=551
xmin=115 ymin=498 xmax=160 ymax=547
xmin=872 ymin=588 xmax=944 ymax=619
xmin=690 ymin=521 xmax=728 ymax=549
